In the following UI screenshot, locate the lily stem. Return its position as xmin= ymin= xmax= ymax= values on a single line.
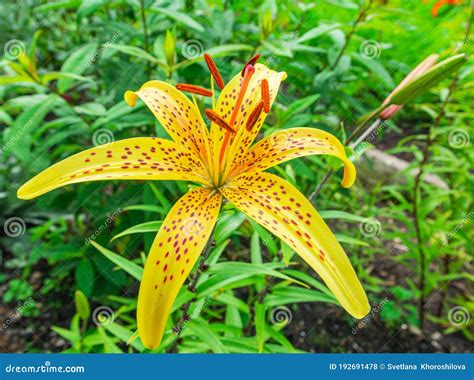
xmin=414 ymin=0 xmax=472 ymax=331
xmin=139 ymin=0 xmax=151 ymax=80
xmin=168 ymin=229 xmax=216 ymax=353
xmin=330 ymin=0 xmax=373 ymax=71
xmin=413 ymin=79 xmax=456 ymax=332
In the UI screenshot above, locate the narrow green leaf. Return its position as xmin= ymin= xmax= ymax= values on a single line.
xmin=111 ymin=221 xmax=162 ymax=241
xmin=74 ymin=290 xmax=91 ymax=321
xmin=151 ymin=7 xmax=205 ymax=32
xmin=187 ymin=319 xmax=228 ymax=353
xmin=255 ymin=302 xmax=266 ymax=353
xmin=58 ymin=42 xmax=98 ymax=93
xmin=90 ymin=241 xmax=143 ymax=281
xmin=208 ymin=262 xmax=308 ymax=287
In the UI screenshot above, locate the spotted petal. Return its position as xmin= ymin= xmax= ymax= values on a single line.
xmin=220 ymin=172 xmax=369 ymax=319
xmin=138 ymin=187 xmax=222 ymax=349
xmin=209 ymin=63 xmax=286 ymax=178
xmin=230 ymin=127 xmax=356 ymax=188
xmin=17 ymin=137 xmax=211 ymax=200
xmin=125 ymin=81 xmax=212 ymax=166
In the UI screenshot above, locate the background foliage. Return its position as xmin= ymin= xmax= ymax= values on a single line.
xmin=0 ymin=0 xmax=472 ymax=353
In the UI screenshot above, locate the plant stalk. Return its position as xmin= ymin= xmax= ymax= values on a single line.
xmin=168 ymin=230 xmax=215 ymax=353
xmin=139 ymin=0 xmax=151 ymax=80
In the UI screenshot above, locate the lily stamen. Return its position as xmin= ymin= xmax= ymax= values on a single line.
xmin=219 ymin=64 xmax=256 ymax=173
xmin=205 ymin=109 xmax=236 ymax=134
xmin=246 ymin=101 xmax=265 ymax=131
xmin=176 ymin=83 xmax=213 ymax=97
xmin=261 ymin=79 xmax=270 ymax=113
xmin=204 ymin=54 xmax=225 ymax=90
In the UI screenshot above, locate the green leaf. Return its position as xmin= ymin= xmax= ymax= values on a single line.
xmin=214 ymin=212 xmax=246 ymax=244
xmin=255 ymin=302 xmax=266 ymax=353
xmin=41 ymin=71 xmax=94 ymax=85
xmin=90 ymin=241 xmax=143 ymax=281
xmin=352 ymin=52 xmax=395 ymax=88
xmin=319 ymin=210 xmax=368 ymax=223
xmin=98 ymin=326 xmax=123 ymax=353
xmin=3 ymin=95 xmax=57 ymax=163
xmin=106 ymin=44 xmax=164 ymax=66
xmin=57 ymin=42 xmax=98 ymax=93
xmin=122 ymin=204 xmax=164 ymax=213
xmin=73 ymin=102 xmax=106 ymax=116
xmin=103 ymin=322 xmax=145 ymax=351
xmin=335 ymin=233 xmax=369 ymax=247
xmin=296 ymin=23 xmax=341 ymax=44
xmin=281 ymin=94 xmax=320 ymax=123
xmin=75 ymin=258 xmax=95 ymax=296
xmin=78 ymin=0 xmax=107 ymax=18
xmin=51 ymin=325 xmax=80 ymax=344
xmin=250 ymin=232 xmax=263 ymax=265
xmin=187 ymin=319 xmax=227 ymax=353
xmin=74 ymin=290 xmax=91 ymax=321
xmin=151 ymin=7 xmax=205 ymax=33
xmin=264 ymin=286 xmax=338 ymax=307
xmin=111 ymin=221 xmax=162 ymax=241
xmin=208 ymin=262 xmax=308 ymax=287
xmin=380 ymin=300 xmax=402 ymax=322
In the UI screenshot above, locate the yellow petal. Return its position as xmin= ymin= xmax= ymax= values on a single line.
xmin=138 ymin=187 xmax=222 ymax=349
xmin=17 ymin=137 xmax=211 ymax=200
xmin=125 ymin=80 xmax=212 ymax=167
xmin=230 ymin=127 xmax=356 ymax=188
xmin=210 ymin=63 xmax=286 ymax=179
xmin=220 ymin=172 xmax=369 ymax=319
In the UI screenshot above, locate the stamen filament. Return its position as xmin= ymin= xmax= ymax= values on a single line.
xmin=219 ymin=64 xmax=256 ymax=176
xmin=261 ymin=79 xmax=270 ymax=113
xmin=246 ymin=101 xmax=264 ymax=131
xmin=204 ymin=54 xmax=225 ymax=90
xmin=176 ymin=83 xmax=213 ymax=97
xmin=205 ymin=109 xmax=236 ymax=134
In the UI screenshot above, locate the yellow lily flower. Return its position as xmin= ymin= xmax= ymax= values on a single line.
xmin=17 ymin=54 xmax=370 ymax=349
